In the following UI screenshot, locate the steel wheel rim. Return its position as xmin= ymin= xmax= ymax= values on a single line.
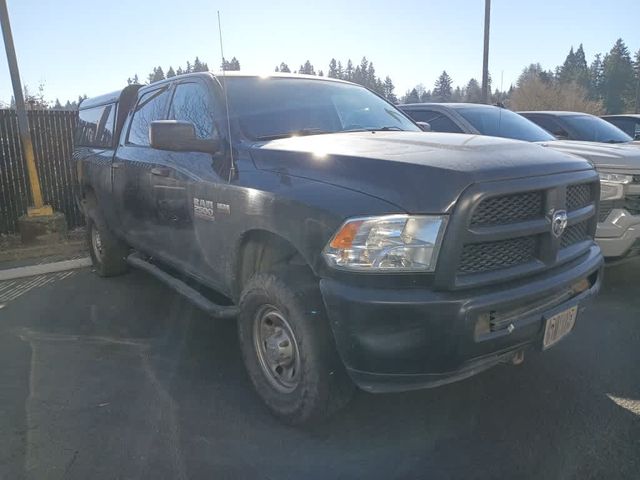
xmin=253 ymin=305 xmax=301 ymax=393
xmin=91 ymin=224 xmax=104 ymax=262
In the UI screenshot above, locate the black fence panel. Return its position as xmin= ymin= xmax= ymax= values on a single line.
xmin=0 ymin=109 xmax=82 ymax=235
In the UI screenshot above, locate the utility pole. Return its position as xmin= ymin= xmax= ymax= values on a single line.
xmin=481 ymin=0 xmax=491 ymax=104
xmin=0 ymin=0 xmax=52 ymax=217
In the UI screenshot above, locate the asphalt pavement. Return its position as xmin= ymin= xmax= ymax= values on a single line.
xmin=0 ymin=260 xmax=639 ymax=479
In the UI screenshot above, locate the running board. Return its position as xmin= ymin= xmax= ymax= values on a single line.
xmin=126 ymin=253 xmax=239 ymax=319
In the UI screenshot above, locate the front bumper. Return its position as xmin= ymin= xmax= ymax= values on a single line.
xmin=320 ymin=245 xmax=603 ymax=393
xmin=596 ymin=209 xmax=640 ymax=259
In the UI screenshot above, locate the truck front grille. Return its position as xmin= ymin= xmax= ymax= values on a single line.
xmin=459 ymin=237 xmax=537 ymax=274
xmin=561 ymin=220 xmax=589 ymax=248
xmin=470 ymin=191 xmax=542 ymax=226
xmin=566 ymin=184 xmax=592 ymax=211
xmin=452 ymin=179 xmax=598 ymax=285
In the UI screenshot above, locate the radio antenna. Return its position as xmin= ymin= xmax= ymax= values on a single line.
xmin=217 ymin=11 xmax=235 ymax=181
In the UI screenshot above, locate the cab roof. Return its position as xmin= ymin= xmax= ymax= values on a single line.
xmin=138 ymin=71 xmax=353 ymax=88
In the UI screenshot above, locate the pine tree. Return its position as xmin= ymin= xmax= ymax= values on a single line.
xmin=352 ymin=66 xmax=362 ymax=85
xmin=518 ymin=63 xmax=553 ymax=87
xmin=358 ymin=57 xmax=369 ymax=86
xmin=633 ymin=49 xmax=640 ymax=113
xmin=559 ymin=45 xmax=589 ymax=88
xmin=345 ymin=60 xmax=354 ymax=81
xmin=558 ymin=47 xmax=576 ymax=84
xmin=336 ymin=61 xmax=344 ymax=80
xmin=464 ymin=78 xmax=483 ymax=103
xmin=318 ymin=70 xmax=324 ymax=77
xmin=278 ymin=62 xmax=290 ymax=73
xmin=229 ymin=57 xmax=240 ymax=70
xmin=166 ymin=67 xmax=176 ymax=78
xmin=193 ymin=57 xmax=204 ymax=72
xmin=186 ymin=61 xmax=192 ymax=73
xmin=602 ymin=38 xmax=635 ymax=113
xmin=367 ymin=62 xmax=376 ymax=89
xmin=433 ymin=71 xmax=453 ymax=102
xmin=451 ymin=86 xmax=464 ymax=102
xmin=383 ymin=76 xmax=397 ymax=103
xmin=403 ymin=88 xmax=420 ymax=104
xmin=148 ymin=66 xmax=165 ymax=83
xmin=573 ymin=45 xmax=590 ymax=88
xmin=328 ymin=58 xmax=338 ymax=78
xmin=299 ymin=60 xmax=315 ymax=75
xmin=53 ymin=98 xmax=62 ymax=109
xmin=589 ymin=54 xmax=604 ymax=100
xmin=420 ymin=90 xmax=432 ymax=103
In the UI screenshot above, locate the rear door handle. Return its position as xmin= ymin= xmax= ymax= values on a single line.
xmin=150 ymin=167 xmax=171 ymax=177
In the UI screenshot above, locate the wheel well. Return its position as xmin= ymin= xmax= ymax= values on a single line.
xmin=236 ymin=230 xmax=311 ymax=295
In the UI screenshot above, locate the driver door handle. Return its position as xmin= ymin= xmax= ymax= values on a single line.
xmin=150 ymin=167 xmax=171 ymax=177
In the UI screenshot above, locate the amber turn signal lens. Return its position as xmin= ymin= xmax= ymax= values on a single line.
xmin=329 ymin=221 xmax=363 ymax=249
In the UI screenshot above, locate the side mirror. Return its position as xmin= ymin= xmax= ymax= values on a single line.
xmin=416 ymin=121 xmax=431 ymax=132
xmin=150 ymin=120 xmax=219 ymax=154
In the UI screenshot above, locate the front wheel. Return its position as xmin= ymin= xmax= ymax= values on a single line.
xmin=238 ymin=271 xmax=354 ymax=425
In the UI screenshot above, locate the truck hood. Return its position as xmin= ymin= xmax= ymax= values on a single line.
xmin=249 ymin=131 xmax=593 ymax=213
xmin=538 ymin=140 xmax=640 ymax=171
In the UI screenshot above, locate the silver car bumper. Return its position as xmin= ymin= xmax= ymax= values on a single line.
xmin=597 ymin=209 xmax=640 ymax=258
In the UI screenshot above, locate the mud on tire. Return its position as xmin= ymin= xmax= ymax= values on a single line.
xmin=237 ymin=270 xmax=354 ymax=425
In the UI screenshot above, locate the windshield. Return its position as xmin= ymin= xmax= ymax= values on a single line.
xmin=223 ymin=77 xmax=420 ymax=140
xmin=563 ymin=114 xmax=634 ymax=143
xmin=455 ymin=106 xmax=556 ymax=142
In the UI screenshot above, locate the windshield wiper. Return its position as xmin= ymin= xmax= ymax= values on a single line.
xmin=343 ymin=126 xmax=405 ymax=133
xmin=255 ymin=128 xmax=329 ymax=141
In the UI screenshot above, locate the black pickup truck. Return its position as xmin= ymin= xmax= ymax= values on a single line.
xmin=75 ymin=72 xmax=603 ymax=424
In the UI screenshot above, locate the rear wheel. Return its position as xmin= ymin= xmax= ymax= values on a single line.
xmin=85 ymin=208 xmax=129 ymax=277
xmin=238 ymin=270 xmax=354 ymax=425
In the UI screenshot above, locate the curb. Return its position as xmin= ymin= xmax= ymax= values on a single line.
xmin=0 ymin=257 xmax=92 ymax=281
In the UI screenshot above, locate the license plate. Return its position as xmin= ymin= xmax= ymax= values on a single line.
xmin=542 ymin=305 xmax=578 ymax=350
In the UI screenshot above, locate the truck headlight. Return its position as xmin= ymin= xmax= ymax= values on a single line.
xmin=599 ymin=173 xmax=632 ymax=201
xmin=323 ymin=215 xmax=447 ymax=272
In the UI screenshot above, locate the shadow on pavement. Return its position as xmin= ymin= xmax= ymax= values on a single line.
xmin=0 ymin=262 xmax=639 ymax=479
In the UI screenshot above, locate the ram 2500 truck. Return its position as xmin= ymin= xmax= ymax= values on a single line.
xmin=75 ymin=72 xmax=603 ymax=424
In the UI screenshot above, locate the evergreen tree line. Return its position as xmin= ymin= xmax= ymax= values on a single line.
xmin=7 ymin=37 xmax=639 ymax=114
xmin=402 ymin=38 xmax=640 ymax=114
xmin=274 ymin=57 xmax=398 ymax=103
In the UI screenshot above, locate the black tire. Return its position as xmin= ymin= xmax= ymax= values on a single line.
xmin=238 ymin=270 xmax=354 ymax=425
xmin=85 ymin=207 xmax=129 ymax=277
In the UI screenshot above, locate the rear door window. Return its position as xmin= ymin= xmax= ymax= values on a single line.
xmin=76 ymin=105 xmax=116 ymax=147
xmin=127 ymin=87 xmax=171 ymax=146
xmin=528 ymin=115 xmax=569 ymax=138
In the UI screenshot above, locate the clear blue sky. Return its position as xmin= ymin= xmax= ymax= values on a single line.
xmin=1 ymin=0 xmax=638 ymax=105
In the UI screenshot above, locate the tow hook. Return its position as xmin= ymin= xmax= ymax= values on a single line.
xmin=511 ymin=350 xmax=525 ymax=365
